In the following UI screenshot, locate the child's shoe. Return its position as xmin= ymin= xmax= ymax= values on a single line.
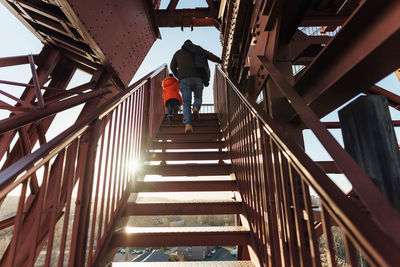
xmin=173 ymin=105 xmax=179 ymax=116
xmin=167 ymin=115 xmax=173 ymax=125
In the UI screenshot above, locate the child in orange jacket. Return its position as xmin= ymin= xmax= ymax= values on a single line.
xmin=162 ymin=74 xmax=183 ymax=124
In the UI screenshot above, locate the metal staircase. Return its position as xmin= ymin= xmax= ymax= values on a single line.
xmin=1 ymin=64 xmax=400 ymax=266
xmin=109 ymin=113 xmax=256 ymax=266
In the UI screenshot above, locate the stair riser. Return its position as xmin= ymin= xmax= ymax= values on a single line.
xmin=145 ymin=165 xmax=232 ymax=176
xmin=111 ymin=232 xmax=250 ymax=247
xmin=159 ymin=126 xmax=221 ymax=133
xmin=154 ymin=133 xmax=222 ymax=141
xmin=134 ymin=181 xmax=236 ymax=192
xmin=146 ymin=152 xmax=228 ymax=161
xmin=150 ymin=141 xmax=225 ymax=149
xmin=125 ymin=203 xmax=243 ymax=216
xmin=165 ymin=114 xmax=218 ymax=120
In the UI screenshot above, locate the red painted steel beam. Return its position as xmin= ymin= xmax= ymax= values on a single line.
xmin=124 ymin=201 xmax=243 ymax=216
xmin=28 ymin=54 xmax=45 ymax=109
xmin=157 ymin=8 xmax=218 ymax=18
xmin=365 ymin=85 xmax=400 ymax=110
xmin=316 ymin=161 xmax=340 ymax=173
xmin=299 ymin=15 xmax=347 ymax=27
xmin=167 ymin=0 xmax=179 ymax=11
xmin=0 ymin=80 xmax=89 ymax=94
xmin=0 ymin=88 xmax=111 ymax=135
xmin=320 ymin=120 xmax=400 ymax=128
xmin=0 ymin=47 xmax=60 ymax=170
xmin=0 ymin=89 xmax=35 ymax=110
xmin=156 ymin=8 xmax=219 ymax=27
xmin=294 ymin=0 xmax=400 ymax=118
xmin=205 ymin=0 xmax=216 ymax=9
xmin=0 ymin=55 xmax=39 ymax=67
xmin=134 ymin=180 xmax=236 ymax=192
xmin=111 ymin=227 xmax=250 ymax=247
xmin=257 ymin=57 xmax=400 ymax=249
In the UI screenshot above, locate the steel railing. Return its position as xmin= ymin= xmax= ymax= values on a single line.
xmin=0 ymin=64 xmax=168 ymax=266
xmin=214 ymin=66 xmax=400 ymax=267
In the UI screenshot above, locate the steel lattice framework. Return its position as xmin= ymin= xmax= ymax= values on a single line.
xmin=0 ymin=0 xmax=400 ymax=266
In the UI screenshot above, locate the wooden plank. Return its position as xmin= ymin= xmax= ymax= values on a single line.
xmin=339 ymin=95 xmax=400 ymax=212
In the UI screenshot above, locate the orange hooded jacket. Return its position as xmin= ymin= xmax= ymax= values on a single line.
xmin=162 ymin=77 xmax=183 ymax=106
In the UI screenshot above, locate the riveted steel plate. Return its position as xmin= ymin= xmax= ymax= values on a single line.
xmin=62 ymin=0 xmax=158 ymax=86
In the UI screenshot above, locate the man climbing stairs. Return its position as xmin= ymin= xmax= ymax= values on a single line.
xmin=110 ymin=113 xmax=256 ymax=266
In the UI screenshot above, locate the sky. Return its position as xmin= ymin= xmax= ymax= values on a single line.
xmin=1 ymin=1 xmax=400 ymax=193
xmin=0 ymin=0 xmax=221 ymax=139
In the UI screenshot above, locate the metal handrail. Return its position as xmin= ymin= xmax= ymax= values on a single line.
xmin=0 ymin=64 xmax=168 ymax=266
xmin=214 ymin=66 xmax=400 ymax=266
xmin=0 ymin=64 xmax=167 ymax=193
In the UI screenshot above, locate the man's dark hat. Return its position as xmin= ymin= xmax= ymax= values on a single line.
xmin=182 ymin=39 xmax=193 ymax=48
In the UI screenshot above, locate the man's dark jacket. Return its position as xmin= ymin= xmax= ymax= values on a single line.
xmin=170 ymin=44 xmax=222 ymax=80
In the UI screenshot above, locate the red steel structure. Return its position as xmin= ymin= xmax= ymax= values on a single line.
xmin=1 ymin=0 xmax=400 ymax=266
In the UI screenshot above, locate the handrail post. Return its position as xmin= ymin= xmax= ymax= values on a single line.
xmin=69 ymin=119 xmax=100 ymax=267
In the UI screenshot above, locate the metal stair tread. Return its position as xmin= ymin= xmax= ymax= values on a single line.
xmin=146 ymin=151 xmax=228 ymax=161
xmin=118 ymin=226 xmax=249 ymax=234
xmin=112 ymin=226 xmax=250 ymax=247
xmin=133 ymin=180 xmax=236 ymax=192
xmin=124 ymin=201 xmax=243 ymax=216
xmin=131 ymin=200 xmax=239 ymax=204
xmin=144 ymin=164 xmax=232 ymax=176
xmin=150 ymin=141 xmax=226 ymax=149
xmin=112 ymin=261 xmax=256 ymax=266
xmin=145 ymin=163 xmax=231 ymax=166
xmin=156 ymin=131 xmax=221 ymax=135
